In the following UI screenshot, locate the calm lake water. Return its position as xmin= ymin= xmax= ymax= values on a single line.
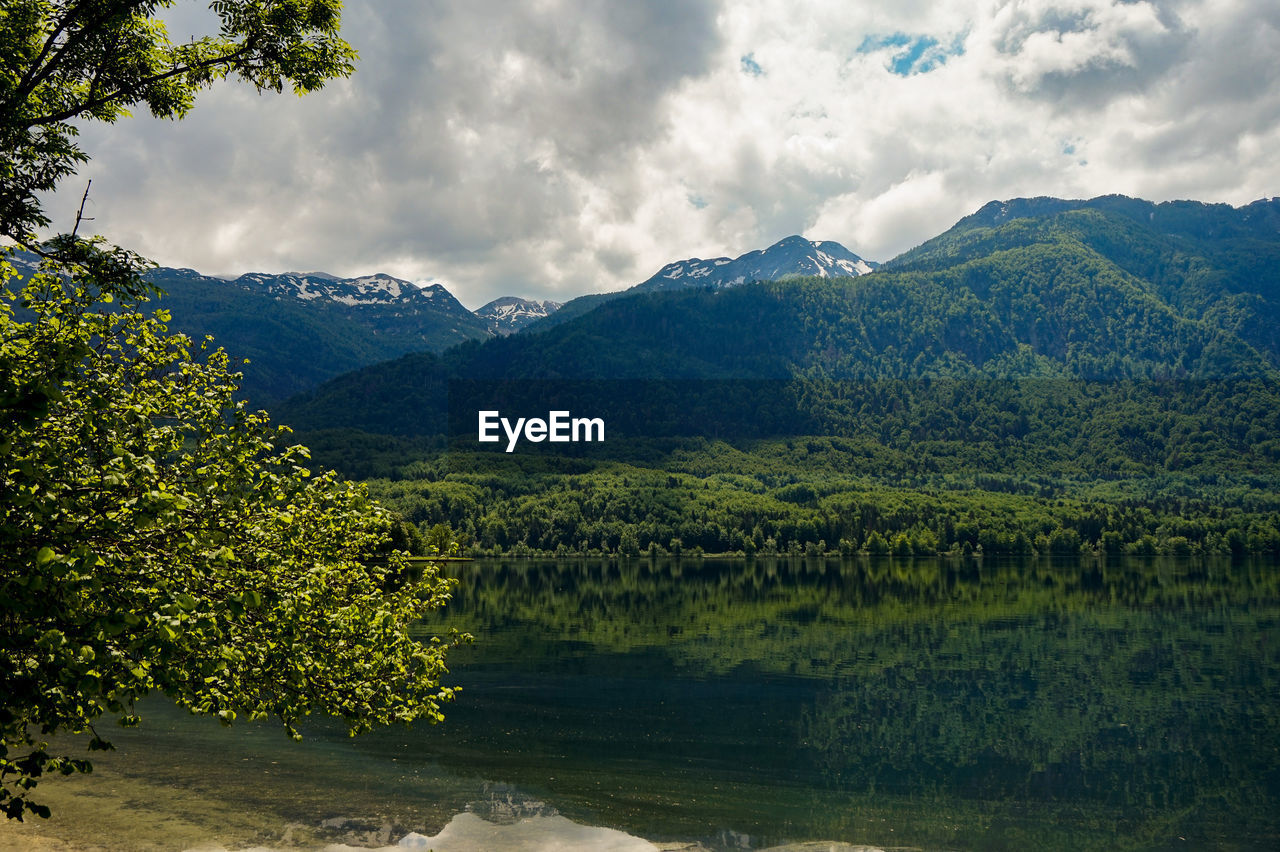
xmin=11 ymin=556 xmax=1280 ymax=851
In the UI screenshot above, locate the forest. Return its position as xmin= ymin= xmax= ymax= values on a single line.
xmin=273 ymin=201 xmax=1280 ymax=560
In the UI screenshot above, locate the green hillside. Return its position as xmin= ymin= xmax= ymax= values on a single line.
xmin=278 ymin=199 xmax=1278 ymax=433
xmin=4 ymin=258 xmax=493 ymax=405
xmin=273 ymin=196 xmax=1280 ymax=558
xmin=888 ymin=195 xmax=1280 ymax=366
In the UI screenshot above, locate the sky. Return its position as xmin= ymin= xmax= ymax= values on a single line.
xmin=43 ymin=0 xmax=1280 ymax=309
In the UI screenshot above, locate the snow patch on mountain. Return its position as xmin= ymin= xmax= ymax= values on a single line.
xmin=631 ymin=235 xmax=876 ymax=294
xmin=475 ymin=296 xmax=563 ymax=335
xmin=231 ymin=270 xmax=469 ymax=312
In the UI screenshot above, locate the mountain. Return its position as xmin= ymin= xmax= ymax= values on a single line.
xmin=260 ymin=195 xmax=1280 ymax=561
xmin=139 ymin=266 xmax=491 ymax=404
xmin=236 ymin=269 xmax=459 ymax=307
xmin=536 ymin=235 xmax=877 ymax=329
xmin=6 ymin=251 xmax=497 ymax=405
xmin=474 ymin=296 xmax=562 ymax=335
xmin=632 ymin=235 xmax=877 ymax=292
xmin=887 ymin=194 xmax=1280 ymax=367
xmin=275 ymin=195 xmax=1280 ymax=489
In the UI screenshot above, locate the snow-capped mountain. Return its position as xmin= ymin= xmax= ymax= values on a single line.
xmin=475 ymin=296 xmax=563 ymax=335
xmin=0 ymin=253 xmax=494 ymax=403
xmin=533 ymin=235 xmax=879 ymax=330
xmin=632 ymin=235 xmax=877 ymax=293
xmin=138 ymin=265 xmax=490 ymax=403
xmin=234 ymin=270 xmax=463 ymax=311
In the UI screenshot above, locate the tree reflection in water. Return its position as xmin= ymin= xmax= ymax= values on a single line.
xmin=431 ymin=555 xmax=1279 ymax=848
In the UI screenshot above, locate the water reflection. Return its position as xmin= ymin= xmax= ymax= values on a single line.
xmin=13 ymin=556 xmax=1279 ymax=851
xmin=427 ymin=556 xmax=1280 ymax=848
xmin=392 ymin=813 xmax=657 ymax=852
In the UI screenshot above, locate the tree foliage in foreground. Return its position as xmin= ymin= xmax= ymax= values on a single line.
xmin=1 ymin=0 xmax=356 ymax=242
xmin=1 ymin=0 xmax=463 ymax=822
xmin=0 ymin=246 xmax=463 ymax=820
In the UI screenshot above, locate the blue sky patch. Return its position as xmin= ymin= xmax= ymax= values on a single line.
xmin=858 ymin=32 xmax=964 ymax=76
xmin=740 ymin=53 xmax=764 ymax=76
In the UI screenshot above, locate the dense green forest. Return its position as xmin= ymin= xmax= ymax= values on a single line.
xmin=280 ymin=202 xmax=1279 ymax=432
xmin=344 ymin=439 xmax=1279 ymax=558
xmin=273 ymin=197 xmax=1280 ymax=556
xmin=887 ymin=196 xmax=1280 ymax=367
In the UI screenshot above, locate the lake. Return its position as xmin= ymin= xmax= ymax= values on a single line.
xmin=6 ymin=556 xmax=1279 ymax=851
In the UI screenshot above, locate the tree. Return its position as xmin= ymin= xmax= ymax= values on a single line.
xmin=1 ymin=0 xmax=356 ymax=243
xmin=419 ymin=522 xmax=451 ymax=556
xmin=1 ymin=1 xmax=464 ymax=821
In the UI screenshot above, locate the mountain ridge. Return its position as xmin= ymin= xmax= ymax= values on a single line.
xmin=531 ymin=234 xmax=877 ymax=330
xmin=137 ymin=265 xmax=491 ymax=404
xmin=275 ymin=194 xmax=1280 ymax=450
xmin=887 ymin=194 xmax=1280 ymax=368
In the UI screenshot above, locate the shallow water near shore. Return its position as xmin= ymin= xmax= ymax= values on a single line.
xmin=5 ymin=555 xmax=1279 ymax=851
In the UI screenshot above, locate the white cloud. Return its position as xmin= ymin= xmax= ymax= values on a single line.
xmin=981 ymin=0 xmax=1178 ymax=92
xmin=42 ymin=0 xmax=1280 ymax=308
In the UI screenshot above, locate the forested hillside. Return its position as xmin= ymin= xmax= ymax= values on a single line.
xmin=4 ymin=255 xmax=493 ymax=404
xmin=148 ymin=267 xmax=490 ymax=403
xmin=888 ymin=195 xmax=1280 ymax=367
xmin=273 ymin=196 xmax=1280 ymax=558
xmin=535 ymin=233 xmax=875 ymax=330
xmin=279 ymin=197 xmax=1278 ymax=433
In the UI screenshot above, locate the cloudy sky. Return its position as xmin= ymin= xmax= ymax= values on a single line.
xmin=45 ymin=0 xmax=1280 ymax=308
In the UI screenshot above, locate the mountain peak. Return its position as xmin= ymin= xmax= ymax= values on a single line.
xmin=632 ymin=235 xmax=877 ymax=293
xmin=475 ymin=296 xmax=563 ymax=335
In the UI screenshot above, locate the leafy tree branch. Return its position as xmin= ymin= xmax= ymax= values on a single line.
xmin=1 ymin=1 xmax=465 ymax=822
